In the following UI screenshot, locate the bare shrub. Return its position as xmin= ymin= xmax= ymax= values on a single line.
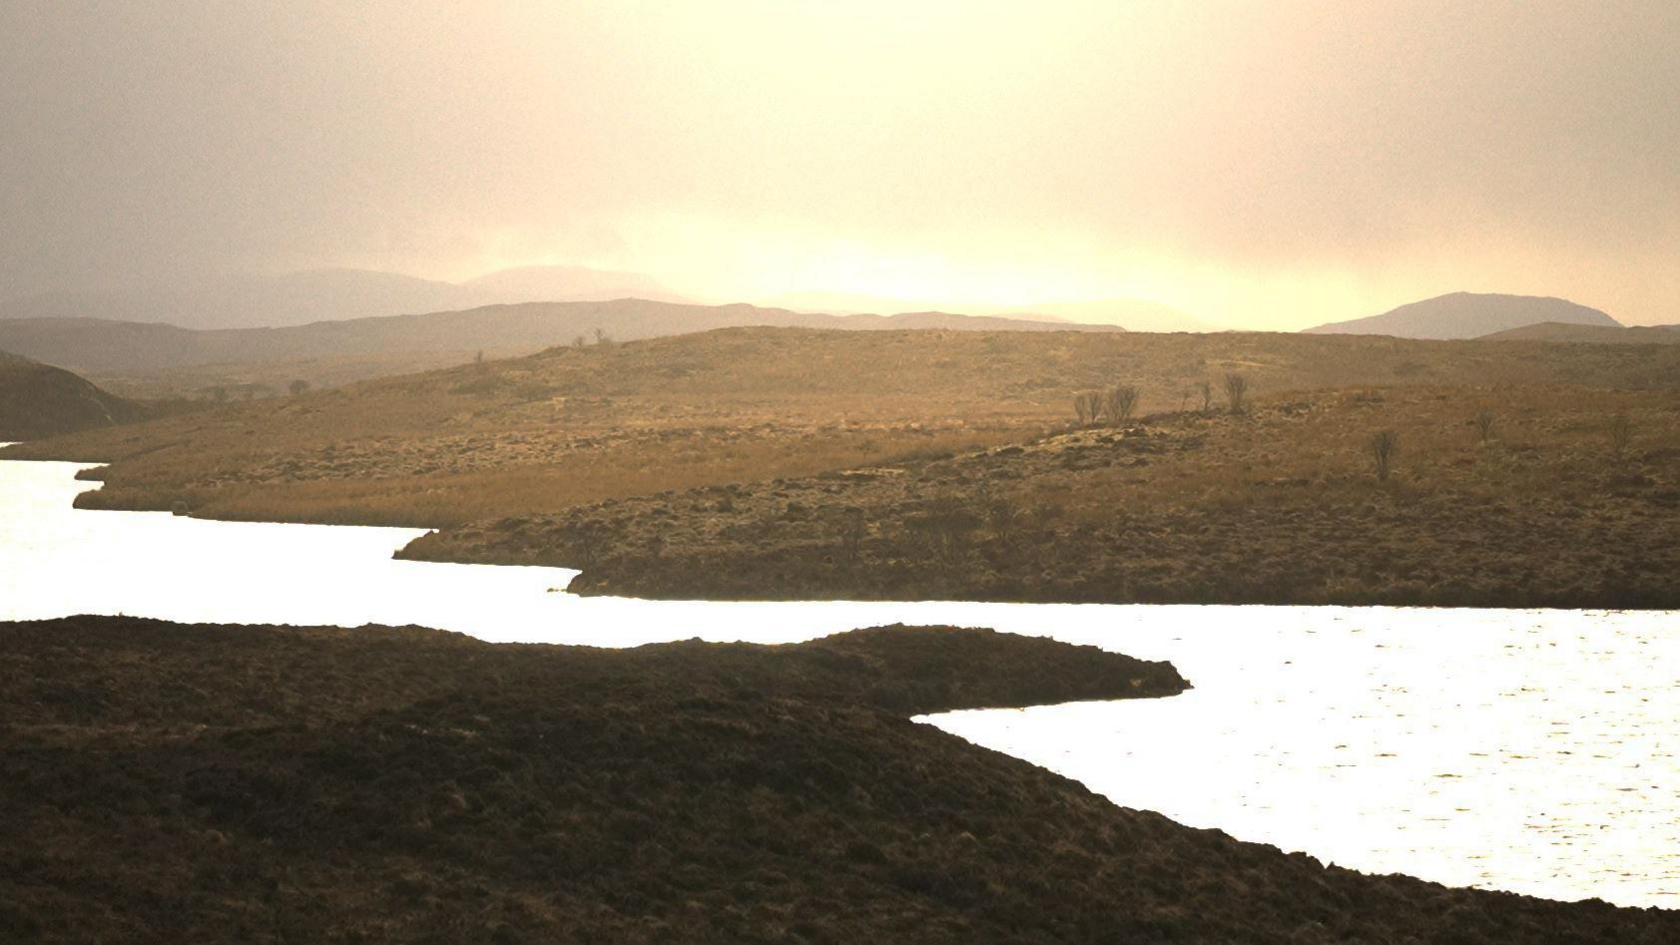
xmin=905 ymin=496 xmax=981 ymax=563
xmin=983 ymin=496 xmax=1021 ymax=547
xmin=1473 ymin=410 xmax=1496 ymax=443
xmin=288 ymin=379 xmax=311 ymax=396
xmin=1199 ymin=381 xmax=1214 ymax=412
xmin=1371 ymin=430 xmax=1399 ymax=481
xmin=1073 ymin=391 xmax=1102 ymax=425
xmin=837 ymin=507 xmax=867 ymax=564
xmin=1104 ymin=385 xmax=1139 ymax=425
xmin=560 ymin=520 xmax=603 ymax=569
xmin=1223 ymin=373 xmax=1248 ymax=414
xmin=1608 ymin=413 xmax=1632 ymax=458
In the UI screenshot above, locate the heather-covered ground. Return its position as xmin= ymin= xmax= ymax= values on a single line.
xmin=5 ymin=616 xmax=1676 ymax=943
xmin=407 ymin=384 xmax=1680 ymax=608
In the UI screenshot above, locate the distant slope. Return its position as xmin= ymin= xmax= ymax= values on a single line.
xmin=463 ymin=265 xmax=684 ymax=303
xmin=1479 ymin=321 xmax=1680 ymax=344
xmin=992 ymin=300 xmax=1213 ymax=332
xmin=0 ymin=270 xmax=494 ymax=330
xmin=768 ymin=291 xmax=1203 ymax=332
xmin=0 ymin=350 xmax=150 ymax=440
xmin=0 ymin=298 xmax=1123 ymax=378
xmin=1305 ymin=292 xmax=1620 ymax=340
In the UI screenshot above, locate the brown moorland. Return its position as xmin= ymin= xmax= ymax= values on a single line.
xmin=406 ymin=383 xmax=1680 ymax=608
xmin=6 ymin=327 xmax=1679 ymax=536
xmin=5 ymin=615 xmax=1675 ymax=944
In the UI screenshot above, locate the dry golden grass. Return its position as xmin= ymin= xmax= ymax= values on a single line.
xmin=7 ymin=326 xmax=1680 ymax=533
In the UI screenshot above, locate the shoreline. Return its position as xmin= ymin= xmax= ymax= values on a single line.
xmin=4 ymin=447 xmax=1678 ymax=612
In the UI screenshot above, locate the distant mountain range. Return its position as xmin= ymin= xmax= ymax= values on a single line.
xmin=1305 ymin=292 xmax=1620 ymax=340
xmin=0 ymin=298 xmax=1124 ymax=379
xmin=0 ymin=266 xmax=683 ymax=331
xmin=1478 ymin=322 xmax=1680 ymax=344
xmin=988 ymin=300 xmax=1215 ymax=333
xmin=767 ymin=292 xmax=1209 ymax=333
xmin=2 ymin=266 xmax=1211 ymax=336
xmin=0 ymin=350 xmax=151 ymax=440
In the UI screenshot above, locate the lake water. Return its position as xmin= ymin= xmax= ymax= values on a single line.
xmin=2 ymin=454 xmax=1676 ymax=908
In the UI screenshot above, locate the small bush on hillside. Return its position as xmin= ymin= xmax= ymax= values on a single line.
xmin=559 ymin=520 xmax=604 ymax=569
xmin=983 ymin=496 xmax=1021 ymax=547
xmin=1224 ymin=373 xmax=1248 ymax=414
xmin=1371 ymin=430 xmax=1399 ymax=482
xmin=1073 ymin=391 xmax=1102 ymax=425
xmin=836 ymin=507 xmax=867 ymax=564
xmin=1607 ymin=413 xmax=1634 ymax=458
xmin=905 ymin=497 xmax=981 ymax=564
xmin=1104 ymin=385 xmax=1139 ymax=425
xmin=1473 ymin=410 xmax=1496 ymax=443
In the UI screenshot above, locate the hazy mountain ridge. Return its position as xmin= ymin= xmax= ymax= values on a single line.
xmin=767 ymin=292 xmax=1206 ymax=332
xmin=4 ymin=264 xmax=1214 ymax=336
xmin=0 ymin=266 xmax=679 ymax=331
xmin=1478 ymin=322 xmax=1680 ymax=344
xmin=0 ymin=298 xmax=1123 ymax=379
xmin=1305 ymin=291 xmax=1620 ymax=340
xmin=994 ymin=299 xmax=1216 ymax=333
xmin=463 ymin=265 xmax=683 ymax=303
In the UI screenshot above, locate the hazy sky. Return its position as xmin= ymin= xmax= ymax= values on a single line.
xmin=5 ymin=1 xmax=1677 ymax=327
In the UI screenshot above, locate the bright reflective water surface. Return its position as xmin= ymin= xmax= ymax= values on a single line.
xmin=2 ymin=456 xmax=1676 ymax=907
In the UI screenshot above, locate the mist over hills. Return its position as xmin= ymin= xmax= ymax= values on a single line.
xmin=0 ymin=266 xmax=681 ymax=331
xmin=0 ymin=298 xmax=1123 ymax=380
xmin=1306 ymin=291 xmax=1620 ymax=340
xmin=991 ymin=299 xmax=1217 ymax=333
xmin=768 ymin=291 xmax=1208 ymax=332
xmin=1 ymin=264 xmax=1203 ymax=344
xmin=462 ymin=265 xmax=684 ymax=304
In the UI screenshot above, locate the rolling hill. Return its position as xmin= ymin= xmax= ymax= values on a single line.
xmin=10 ymin=326 xmax=1679 ymax=609
xmin=1305 ymin=292 xmax=1620 ymax=340
xmin=1478 ymin=322 xmax=1680 ymax=344
xmin=10 ymin=324 xmax=1680 ymax=530
xmin=0 ymin=298 xmax=1124 ymax=383
xmin=0 ymin=350 xmax=152 ymax=441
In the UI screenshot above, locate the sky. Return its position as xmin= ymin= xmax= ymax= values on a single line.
xmin=3 ymin=0 xmax=1678 ymax=328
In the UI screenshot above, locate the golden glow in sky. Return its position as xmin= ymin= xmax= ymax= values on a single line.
xmin=6 ymin=1 xmax=1678 ymax=327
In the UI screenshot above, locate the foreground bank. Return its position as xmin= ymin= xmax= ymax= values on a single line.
xmin=3 ymin=616 xmax=1673 ymax=943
